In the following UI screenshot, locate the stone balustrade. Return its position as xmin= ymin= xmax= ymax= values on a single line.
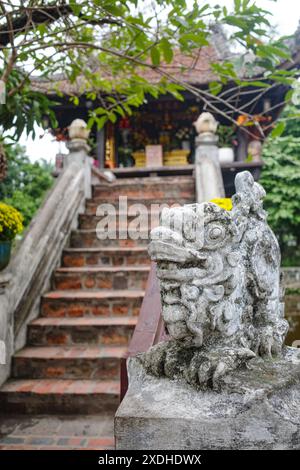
xmin=0 ymin=120 xmax=91 ymax=386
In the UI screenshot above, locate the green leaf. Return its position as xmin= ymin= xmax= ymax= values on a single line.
xmin=240 ymin=80 xmax=269 ymax=88
xmin=271 ymin=121 xmax=286 ymax=138
xmin=224 ymin=16 xmax=246 ymax=29
xmin=70 ymin=3 xmax=81 ymax=15
xmin=95 ymin=115 xmax=108 ymax=129
xmin=284 ymin=89 xmax=294 ymax=103
xmin=160 ymin=38 xmax=173 ymax=64
xmin=209 ymin=81 xmax=222 ymax=96
xmin=70 ymin=96 xmax=79 ymax=106
xmin=234 ymin=0 xmax=241 ymax=11
xmin=37 ymin=24 xmax=47 ymax=36
xmin=102 ymin=4 xmax=124 ymax=16
xmin=150 ymin=46 xmax=160 ymax=66
xmin=179 ymin=32 xmax=209 ymax=46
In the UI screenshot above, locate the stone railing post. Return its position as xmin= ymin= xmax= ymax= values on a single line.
xmin=0 ymin=273 xmax=12 ymax=382
xmin=66 ymin=119 xmax=92 ymax=199
xmin=194 ymin=112 xmax=225 ymax=203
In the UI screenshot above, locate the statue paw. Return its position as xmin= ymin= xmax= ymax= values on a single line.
xmin=140 ymin=341 xmax=170 ymax=377
xmin=254 ymin=321 xmax=289 ymax=358
xmin=140 ymin=340 xmax=195 ymax=379
xmin=186 ymin=347 xmax=255 ymax=390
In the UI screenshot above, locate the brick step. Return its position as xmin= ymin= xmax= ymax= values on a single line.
xmin=85 ymin=197 xmax=195 ymax=214
xmin=70 ymin=228 xmax=151 ymax=248
xmin=53 ymin=266 xmax=150 ymax=291
xmin=28 ymin=316 xmax=137 ymax=346
xmin=93 ymin=175 xmax=194 ymax=189
xmin=62 ymin=247 xmax=150 ymax=267
xmin=12 ymin=345 xmax=126 ymax=380
xmin=78 ymin=211 xmax=162 ymax=230
xmin=41 ymin=290 xmax=144 ymax=318
xmin=92 ymin=180 xmax=195 ymax=199
xmin=0 ymin=379 xmax=119 ymax=414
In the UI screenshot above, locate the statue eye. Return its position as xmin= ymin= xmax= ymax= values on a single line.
xmin=208 ymin=226 xmax=223 ymax=240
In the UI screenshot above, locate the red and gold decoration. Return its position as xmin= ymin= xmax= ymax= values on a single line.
xmin=105 ymin=122 xmax=116 ymax=168
xmin=116 ymin=101 xmax=199 ymax=168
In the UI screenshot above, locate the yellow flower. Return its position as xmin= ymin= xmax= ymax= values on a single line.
xmin=0 ymin=202 xmax=24 ymax=241
xmin=209 ymin=198 xmax=232 ymax=211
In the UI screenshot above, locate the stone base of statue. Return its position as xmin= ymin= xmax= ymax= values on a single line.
xmin=115 ymin=347 xmax=300 ymax=450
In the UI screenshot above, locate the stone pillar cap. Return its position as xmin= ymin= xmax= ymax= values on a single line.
xmin=193 ymin=112 xmax=218 ymax=135
xmin=68 ymin=119 xmax=90 ymax=141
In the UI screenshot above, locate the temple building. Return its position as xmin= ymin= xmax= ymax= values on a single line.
xmin=31 ymin=27 xmax=290 ymax=176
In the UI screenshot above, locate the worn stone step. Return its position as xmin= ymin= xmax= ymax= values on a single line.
xmin=95 ymin=175 xmax=194 ymax=184
xmin=28 ymin=316 xmax=137 ymax=346
xmin=93 ymin=175 xmax=194 ymax=190
xmin=41 ymin=290 xmax=144 ymax=318
xmin=53 ymin=266 xmax=150 ymax=291
xmin=70 ymin=228 xmax=151 ymax=248
xmin=12 ymin=346 xmax=126 ymax=380
xmin=92 ymin=175 xmax=194 ymax=186
xmin=92 ymin=179 xmax=195 ymax=200
xmin=78 ymin=211 xmax=162 ymax=230
xmin=62 ymin=247 xmax=150 ymax=267
xmin=85 ymin=197 xmax=195 ymax=215
xmin=0 ymin=379 xmax=119 ymax=414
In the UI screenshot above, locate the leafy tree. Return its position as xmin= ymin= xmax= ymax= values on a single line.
xmin=0 ymin=0 xmax=298 ymax=140
xmin=0 ymin=144 xmax=53 ymax=226
xmin=261 ymin=107 xmax=300 ymax=264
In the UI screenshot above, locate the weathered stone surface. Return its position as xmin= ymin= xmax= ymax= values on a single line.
xmin=0 ymin=379 xmax=119 ymax=415
xmin=53 ymin=266 xmax=149 ymax=291
xmin=194 ymin=112 xmax=225 ymax=203
xmin=0 ymin=274 xmax=12 ymax=383
xmin=0 ymin=160 xmax=88 ymax=388
xmin=143 ymin=171 xmax=289 ymax=391
xmin=62 ymin=247 xmax=151 ymax=268
xmin=12 ymin=345 xmax=125 ymax=380
xmin=115 ymin=349 xmax=300 ymax=450
xmin=40 ymin=291 xmax=143 ymax=318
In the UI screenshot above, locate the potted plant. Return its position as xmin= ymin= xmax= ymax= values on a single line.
xmin=175 ymin=127 xmax=193 ymax=150
xmin=217 ymin=125 xmax=237 ymax=163
xmin=0 ymin=202 xmax=23 ymax=271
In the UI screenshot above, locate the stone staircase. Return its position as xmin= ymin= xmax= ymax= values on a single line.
xmin=0 ymin=175 xmax=195 ymax=416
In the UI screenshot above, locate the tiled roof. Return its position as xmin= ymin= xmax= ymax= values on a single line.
xmin=31 ymin=43 xmax=227 ymax=96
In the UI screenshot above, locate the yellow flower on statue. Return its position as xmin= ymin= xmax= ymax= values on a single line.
xmin=209 ymin=198 xmax=233 ymax=211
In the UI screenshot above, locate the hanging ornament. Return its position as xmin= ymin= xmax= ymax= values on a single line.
xmin=0 ymin=144 xmax=7 ymax=181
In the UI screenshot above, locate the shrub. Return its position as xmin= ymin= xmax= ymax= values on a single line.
xmin=261 ymin=135 xmax=300 ymax=263
xmin=0 ymin=144 xmax=53 ymax=226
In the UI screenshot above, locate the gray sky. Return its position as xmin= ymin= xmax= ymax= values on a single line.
xmin=21 ymin=0 xmax=300 ymax=163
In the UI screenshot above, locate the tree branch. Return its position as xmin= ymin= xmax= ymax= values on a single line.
xmin=0 ymin=3 xmax=120 ymax=47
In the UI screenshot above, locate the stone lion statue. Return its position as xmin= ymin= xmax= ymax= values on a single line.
xmin=140 ymin=171 xmax=289 ymax=391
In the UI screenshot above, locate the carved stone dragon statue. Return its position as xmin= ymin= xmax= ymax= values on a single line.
xmin=140 ymin=171 xmax=289 ymax=391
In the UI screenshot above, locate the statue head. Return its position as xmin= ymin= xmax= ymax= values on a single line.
xmin=149 ymin=202 xmax=239 ymax=346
